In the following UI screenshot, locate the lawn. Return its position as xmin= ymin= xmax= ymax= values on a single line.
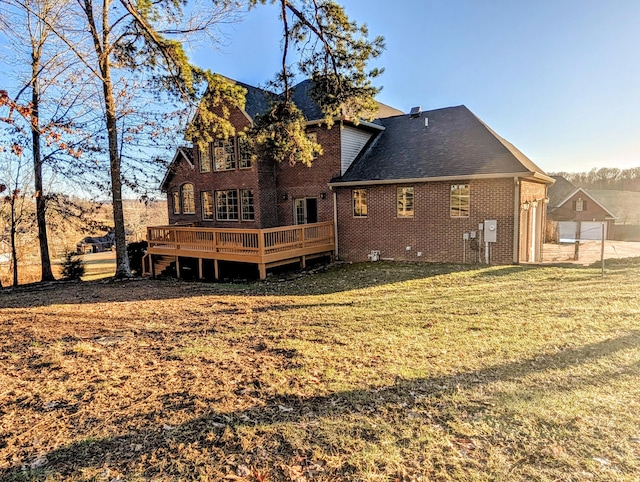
xmin=1 ymin=261 xmax=639 ymax=481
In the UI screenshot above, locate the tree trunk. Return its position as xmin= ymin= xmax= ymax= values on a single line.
xmin=31 ymin=58 xmax=55 ymax=282
xmin=10 ymin=200 xmax=18 ymax=287
xmin=100 ymin=41 xmax=131 ymax=278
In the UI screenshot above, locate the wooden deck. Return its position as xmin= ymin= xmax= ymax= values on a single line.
xmin=143 ymin=221 xmax=335 ymax=280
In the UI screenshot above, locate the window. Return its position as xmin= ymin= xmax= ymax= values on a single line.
xmin=574 ymin=198 xmax=586 ymax=212
xmin=201 ymin=191 xmax=214 ymax=220
xmin=172 ymin=191 xmax=180 ymax=214
xmin=353 ymin=189 xmax=367 ymax=217
xmin=216 ymin=190 xmax=239 ymax=220
xmin=241 ymin=189 xmax=255 ymax=220
xmin=213 ymin=138 xmax=236 ymax=171
xmin=450 ymin=184 xmax=470 ymax=217
xmin=307 ymin=131 xmax=319 ymax=159
xmin=199 ymin=144 xmax=211 ymax=172
xmin=181 ymin=183 xmax=195 ymax=214
xmin=238 ymin=136 xmax=253 ymax=169
xmin=397 ymin=187 xmax=414 ymax=218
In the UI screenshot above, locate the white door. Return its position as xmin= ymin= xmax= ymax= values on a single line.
xmin=558 ymin=222 xmax=578 ymax=242
xmin=580 ymin=222 xmax=606 ymax=241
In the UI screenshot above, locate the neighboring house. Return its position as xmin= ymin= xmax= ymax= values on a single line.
xmin=546 ymin=176 xmax=617 ymax=242
xmin=154 ymin=77 xmax=553 ymax=279
xmin=76 ymin=232 xmax=115 ymax=254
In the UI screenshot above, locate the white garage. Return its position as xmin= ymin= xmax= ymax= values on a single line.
xmin=580 ymin=221 xmax=606 ymax=241
xmin=558 ymin=221 xmax=577 ymax=242
xmin=558 ymin=221 xmax=606 ymax=242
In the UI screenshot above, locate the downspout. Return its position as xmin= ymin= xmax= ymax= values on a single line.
xmin=513 ymin=177 xmax=520 ymax=263
xmin=331 ymin=187 xmax=339 ymax=258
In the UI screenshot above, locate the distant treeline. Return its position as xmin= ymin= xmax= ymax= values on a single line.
xmin=551 ymin=167 xmax=640 ymax=191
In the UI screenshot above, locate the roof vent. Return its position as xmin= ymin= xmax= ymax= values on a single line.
xmin=409 ymin=106 xmax=422 ymax=118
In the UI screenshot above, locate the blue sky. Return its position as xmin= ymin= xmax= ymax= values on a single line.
xmin=191 ymin=0 xmax=640 ymax=174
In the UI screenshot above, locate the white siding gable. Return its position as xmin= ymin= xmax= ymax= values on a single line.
xmin=341 ymin=126 xmax=373 ymax=175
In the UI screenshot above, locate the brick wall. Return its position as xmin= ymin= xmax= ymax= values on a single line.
xmin=335 ymin=178 xmax=517 ymax=264
xmin=274 ymin=125 xmax=341 ymax=225
xmin=164 ymin=109 xmax=342 ymax=228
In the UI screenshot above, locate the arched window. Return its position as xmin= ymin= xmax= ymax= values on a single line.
xmin=181 ymin=183 xmax=195 ymax=214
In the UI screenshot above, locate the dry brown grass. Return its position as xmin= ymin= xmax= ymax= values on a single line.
xmin=1 ymin=261 xmax=639 ymax=481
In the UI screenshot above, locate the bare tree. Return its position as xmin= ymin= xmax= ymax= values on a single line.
xmin=0 ymin=149 xmax=35 ymax=286
xmin=2 ymin=0 xmax=385 ymax=282
xmin=0 ymin=0 xmax=98 ymax=282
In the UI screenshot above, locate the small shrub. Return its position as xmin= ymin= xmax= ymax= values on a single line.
xmin=127 ymin=240 xmax=148 ymax=275
xmin=61 ymin=252 xmax=85 ymax=280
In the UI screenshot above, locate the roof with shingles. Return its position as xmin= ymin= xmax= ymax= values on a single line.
xmin=335 ymin=105 xmax=551 ymax=183
xmin=547 ymin=176 xmax=579 ymax=208
xmin=224 ymin=77 xmax=404 ymax=121
xmin=290 ymin=79 xmax=403 ymax=121
xmin=224 ymin=78 xmax=275 ymax=119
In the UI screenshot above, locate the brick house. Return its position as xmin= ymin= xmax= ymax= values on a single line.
xmin=152 ymin=78 xmax=553 ymax=279
xmin=546 ymin=175 xmax=616 ymax=242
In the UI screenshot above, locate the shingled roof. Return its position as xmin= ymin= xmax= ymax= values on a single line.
xmin=333 ymin=105 xmax=552 ymax=184
xmin=290 ymin=79 xmax=403 ymax=121
xmin=547 ymin=175 xmax=579 ymax=208
xmin=222 ymin=78 xmax=275 ymax=119
xmin=224 ymin=77 xmax=403 ymax=122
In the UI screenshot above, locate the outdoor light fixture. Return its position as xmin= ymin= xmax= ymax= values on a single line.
xmin=522 ymin=201 xmax=530 ymax=211
xmin=282 ymin=193 xmax=288 ymax=201
xmin=320 ymin=192 xmax=326 ymax=199
xmin=532 ymin=200 xmax=539 ymax=208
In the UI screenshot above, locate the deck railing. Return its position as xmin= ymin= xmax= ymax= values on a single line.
xmin=146 ymin=221 xmax=335 ymax=277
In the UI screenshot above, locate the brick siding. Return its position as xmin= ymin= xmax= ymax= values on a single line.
xmin=163 ymin=105 xmax=549 ymax=266
xmin=274 ymin=126 xmax=340 ymax=225
xmin=335 ymin=178 xmax=517 ymax=264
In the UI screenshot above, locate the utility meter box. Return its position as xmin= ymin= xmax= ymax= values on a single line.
xmin=484 ymin=220 xmax=497 ymax=243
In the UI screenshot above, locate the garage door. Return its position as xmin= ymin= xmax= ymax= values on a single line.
xmin=558 ymin=222 xmax=577 ymax=242
xmin=580 ymin=222 xmax=606 ymax=241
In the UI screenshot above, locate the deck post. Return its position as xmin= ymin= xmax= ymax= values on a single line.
xmin=175 ymin=256 xmax=180 ymax=279
xmin=150 ymin=254 xmax=155 ymax=279
xmin=214 ymin=259 xmax=219 ymax=280
xmin=198 ymin=258 xmax=203 ymax=280
xmin=258 ymin=263 xmax=267 ymax=280
xmin=301 ymin=255 xmax=306 ymax=269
